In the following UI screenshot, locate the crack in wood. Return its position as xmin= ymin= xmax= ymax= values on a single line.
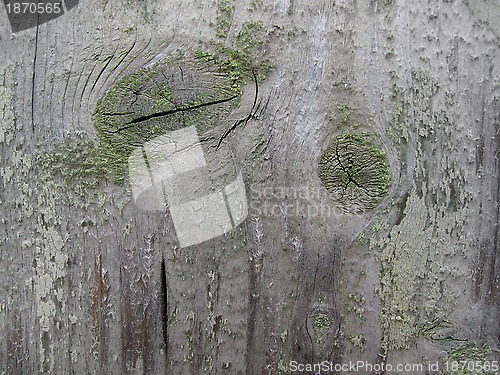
xmin=31 ymin=14 xmax=40 ymax=133
xmin=88 ymin=54 xmax=115 ymax=101
xmin=319 ymin=133 xmax=391 ymax=212
xmin=107 ymin=93 xmax=239 ymax=134
xmin=160 ymin=258 xmax=168 ymax=362
xmin=216 ymin=70 xmax=260 ymax=149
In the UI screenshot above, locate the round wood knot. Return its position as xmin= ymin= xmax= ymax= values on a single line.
xmin=319 ymin=132 xmax=391 ymax=214
xmin=93 ymin=56 xmax=242 ymax=183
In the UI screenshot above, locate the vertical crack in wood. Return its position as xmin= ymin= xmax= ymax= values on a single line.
xmin=31 ymin=14 xmax=40 ymax=133
xmin=160 ymin=257 xmax=169 ymax=365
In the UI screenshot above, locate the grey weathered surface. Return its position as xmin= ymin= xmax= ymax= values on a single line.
xmin=0 ymin=0 xmax=499 ymax=374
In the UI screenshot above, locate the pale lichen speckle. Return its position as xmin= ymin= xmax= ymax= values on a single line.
xmin=27 ymin=227 xmax=68 ymax=372
xmin=0 ymin=68 xmax=16 ymax=146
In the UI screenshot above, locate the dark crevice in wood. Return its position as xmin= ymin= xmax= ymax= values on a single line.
xmin=217 ymin=70 xmax=259 ymax=150
xmin=31 ymin=13 xmax=40 ymax=133
xmin=160 ymin=258 xmax=168 ymax=363
xmin=334 ymin=142 xmax=363 ymax=190
xmin=80 ymin=62 xmax=97 ymax=111
xmin=100 ymin=111 xmax=136 ymax=116
xmin=108 ymin=94 xmax=239 ymax=134
xmin=89 ymin=54 xmax=115 ymax=100
xmin=110 ymin=40 xmax=136 ymax=76
xmin=96 ymin=38 xmax=138 ymax=100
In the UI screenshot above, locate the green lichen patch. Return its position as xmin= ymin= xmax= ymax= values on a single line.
xmin=40 ymin=137 xmax=119 ymax=191
xmin=443 ymin=343 xmax=494 ymax=375
xmin=234 ymin=20 xmax=268 ymax=54
xmin=41 ymin=18 xmax=273 ymax=189
xmin=313 ymin=312 xmax=333 ymax=332
xmin=93 ymin=56 xmax=241 ymax=183
xmin=347 ymin=293 xmax=366 ymax=322
xmin=309 ymin=311 xmax=334 ymax=346
xmin=196 ymin=25 xmax=272 ymax=90
xmin=202 ymin=14 xmax=273 ymax=85
xmin=214 ymin=0 xmax=235 ymax=38
xmin=319 ymin=132 xmax=391 ymax=214
xmin=446 ymin=343 xmax=491 ymax=362
xmin=369 ymin=186 xmax=466 ymax=351
xmin=349 ymin=334 xmax=366 ymax=351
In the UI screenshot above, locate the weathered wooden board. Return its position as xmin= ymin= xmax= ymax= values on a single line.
xmin=0 ymin=0 xmax=498 ymax=374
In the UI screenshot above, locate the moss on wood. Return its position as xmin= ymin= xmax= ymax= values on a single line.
xmin=319 ymin=132 xmax=391 ymax=214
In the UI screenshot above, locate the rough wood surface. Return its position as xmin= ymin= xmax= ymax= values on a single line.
xmin=0 ymin=0 xmax=498 ymax=374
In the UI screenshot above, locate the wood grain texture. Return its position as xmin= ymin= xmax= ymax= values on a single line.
xmin=0 ymin=0 xmax=498 ymax=374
